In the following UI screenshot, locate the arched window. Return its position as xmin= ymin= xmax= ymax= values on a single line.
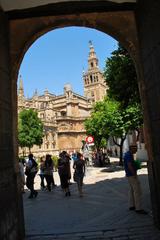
xmin=40 ymin=103 xmax=44 ymax=109
xmin=46 ymin=134 xmax=48 ymax=141
xmin=61 ymin=111 xmax=66 ymax=116
xmin=40 ymin=113 xmax=44 ymax=119
xmin=46 ymin=143 xmax=49 ymax=149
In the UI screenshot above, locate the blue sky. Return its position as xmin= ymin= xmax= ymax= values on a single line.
xmin=19 ymin=27 xmax=117 ymax=98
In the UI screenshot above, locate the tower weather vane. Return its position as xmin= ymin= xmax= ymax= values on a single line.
xmin=89 ymin=40 xmax=93 ymax=46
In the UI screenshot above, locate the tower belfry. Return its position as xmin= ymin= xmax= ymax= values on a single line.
xmin=83 ymin=41 xmax=108 ymax=103
xmin=88 ymin=40 xmax=99 ymax=70
xmin=18 ymin=75 xmax=24 ymax=97
xmin=18 ymin=75 xmax=25 ymax=111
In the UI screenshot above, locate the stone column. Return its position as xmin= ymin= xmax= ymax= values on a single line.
xmin=136 ymin=0 xmax=160 ymax=228
xmin=0 ymin=9 xmax=25 ymax=239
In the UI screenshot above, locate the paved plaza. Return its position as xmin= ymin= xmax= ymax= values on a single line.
xmin=24 ymin=158 xmax=160 ymax=240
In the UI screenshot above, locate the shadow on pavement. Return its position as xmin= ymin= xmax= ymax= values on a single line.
xmin=23 ymin=165 xmax=156 ymax=240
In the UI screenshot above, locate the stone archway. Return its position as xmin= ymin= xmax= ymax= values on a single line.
xmin=9 ymin=8 xmax=145 ymax=232
xmin=1 ymin=0 xmax=160 ymax=239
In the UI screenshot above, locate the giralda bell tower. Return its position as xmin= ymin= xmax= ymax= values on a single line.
xmin=83 ymin=41 xmax=108 ymax=103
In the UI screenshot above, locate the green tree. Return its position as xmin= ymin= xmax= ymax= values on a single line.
xmin=18 ymin=109 xmax=44 ymax=151
xmin=85 ymin=98 xmax=143 ymax=165
xmin=109 ymin=102 xmax=143 ymax=165
xmin=104 ymin=43 xmax=140 ymax=108
xmin=84 ymin=110 xmax=108 ymax=149
xmin=85 ymin=99 xmax=116 ymax=150
xmin=103 ymin=43 xmax=143 ymax=163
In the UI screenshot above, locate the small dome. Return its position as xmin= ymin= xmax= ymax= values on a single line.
xmin=64 ymin=83 xmax=72 ymax=92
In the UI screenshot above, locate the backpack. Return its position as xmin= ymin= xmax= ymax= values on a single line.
xmin=32 ymin=159 xmax=38 ymax=172
xmin=25 ymin=159 xmax=38 ymax=175
xmin=32 ymin=159 xmax=38 ymax=168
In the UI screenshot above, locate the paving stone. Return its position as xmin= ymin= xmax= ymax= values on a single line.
xmin=25 ymin=158 xmax=160 ymax=240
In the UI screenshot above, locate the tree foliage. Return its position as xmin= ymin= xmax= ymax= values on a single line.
xmin=102 ymin=43 xmax=143 ymax=163
xmin=85 ymin=98 xmax=143 ymax=164
xmin=103 ymin=43 xmax=140 ymax=108
xmin=18 ymin=109 xmax=44 ymax=150
xmin=84 ymin=108 xmax=108 ymax=149
xmin=85 ymin=99 xmax=121 ymax=151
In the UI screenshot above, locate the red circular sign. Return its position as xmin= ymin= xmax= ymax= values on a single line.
xmin=86 ymin=135 xmax=94 ymax=144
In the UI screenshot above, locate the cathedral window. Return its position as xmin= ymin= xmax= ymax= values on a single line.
xmin=46 ymin=134 xmax=48 ymax=141
xmin=91 ymin=62 xmax=94 ymax=68
xmin=40 ymin=103 xmax=43 ymax=109
xmin=61 ymin=111 xmax=66 ymax=116
xmin=46 ymin=143 xmax=49 ymax=149
xmin=90 ymin=75 xmax=93 ymax=83
xmin=40 ymin=113 xmax=44 ymax=119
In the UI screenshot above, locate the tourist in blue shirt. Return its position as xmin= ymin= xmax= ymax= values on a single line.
xmin=123 ymin=145 xmax=147 ymax=214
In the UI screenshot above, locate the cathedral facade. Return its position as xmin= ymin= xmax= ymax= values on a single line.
xmin=18 ymin=42 xmax=107 ymax=157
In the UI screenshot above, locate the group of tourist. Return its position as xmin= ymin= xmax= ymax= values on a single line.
xmin=18 ymin=145 xmax=148 ymax=215
xmin=19 ymin=151 xmax=86 ymax=199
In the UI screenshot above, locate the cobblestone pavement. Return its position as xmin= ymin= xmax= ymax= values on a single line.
xmin=24 ymin=158 xmax=160 ymax=240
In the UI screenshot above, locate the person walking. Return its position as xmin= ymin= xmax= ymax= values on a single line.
xmin=95 ymin=149 xmax=104 ymax=167
xmin=66 ymin=152 xmax=72 ymax=185
xmin=44 ymin=154 xmax=54 ymax=191
xmin=123 ymin=145 xmax=147 ymax=214
xmin=25 ymin=153 xmax=38 ymax=199
xmin=58 ymin=151 xmax=71 ymax=197
xmin=39 ymin=157 xmax=46 ymax=190
xmin=73 ymin=152 xmax=85 ymax=197
xmin=115 ymin=147 xmax=118 ymax=157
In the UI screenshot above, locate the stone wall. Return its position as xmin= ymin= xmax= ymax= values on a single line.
xmin=136 ymin=0 xmax=160 ymax=228
xmin=0 ymin=10 xmax=25 ymax=240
